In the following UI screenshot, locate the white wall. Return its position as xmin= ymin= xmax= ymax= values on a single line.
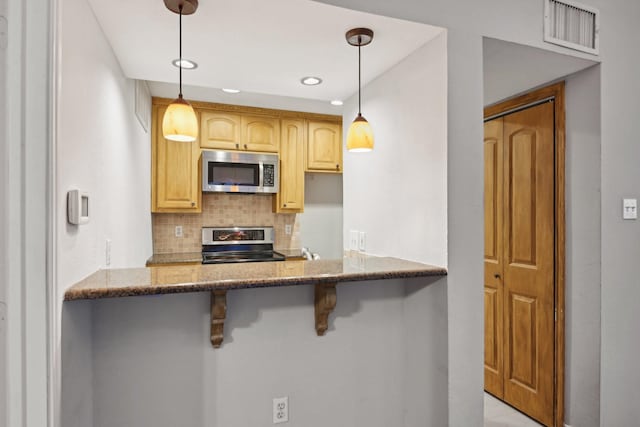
xmin=343 ymin=32 xmax=447 ymax=267
xmin=57 ymin=0 xmax=152 ymax=294
xmin=62 ymin=277 xmax=447 ymax=427
xmin=57 ymin=0 xmax=152 ymax=424
xmin=564 ymin=65 xmax=602 ymax=427
xmin=299 ymin=174 xmax=343 ymax=258
xmin=0 ymin=0 xmax=7 ymax=422
xmin=597 ymin=2 xmax=640 ymax=425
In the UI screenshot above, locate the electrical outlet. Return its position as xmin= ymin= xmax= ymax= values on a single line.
xmin=105 ymin=239 xmax=111 ymax=267
xmin=285 ymin=224 xmax=292 ymax=235
xmin=175 ymin=225 xmax=183 ymax=237
xmin=358 ymin=231 xmax=366 ymax=251
xmin=273 ymin=396 xmax=289 ymax=424
xmin=349 ymin=230 xmax=359 ymax=251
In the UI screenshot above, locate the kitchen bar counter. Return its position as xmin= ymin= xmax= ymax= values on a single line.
xmin=64 ymin=256 xmax=447 ymax=301
xmin=64 ymin=256 xmax=447 ymax=348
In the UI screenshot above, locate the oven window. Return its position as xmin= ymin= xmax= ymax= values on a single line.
xmin=208 ymin=162 xmax=259 ymax=186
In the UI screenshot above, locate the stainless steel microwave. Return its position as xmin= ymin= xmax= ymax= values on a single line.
xmin=201 ymin=150 xmax=279 ymax=194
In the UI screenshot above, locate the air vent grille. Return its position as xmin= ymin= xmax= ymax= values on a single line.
xmin=544 ymin=0 xmax=599 ymax=55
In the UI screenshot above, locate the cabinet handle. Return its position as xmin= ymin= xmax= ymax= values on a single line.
xmin=494 ymin=273 xmax=501 ymax=279
xmin=284 ymin=203 xmax=287 ymax=208
xmin=191 ymin=201 xmax=196 ymax=207
xmin=235 ymin=143 xmax=239 ymax=149
xmin=244 ymin=144 xmax=248 ymax=149
xmin=336 ymin=164 xmax=340 ymax=170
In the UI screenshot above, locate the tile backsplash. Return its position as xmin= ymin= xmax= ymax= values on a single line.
xmin=152 ymin=193 xmax=300 ymax=254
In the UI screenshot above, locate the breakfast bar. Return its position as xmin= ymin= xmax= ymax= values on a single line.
xmin=64 ymin=256 xmax=447 ymax=347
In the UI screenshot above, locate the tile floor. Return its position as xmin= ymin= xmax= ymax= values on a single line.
xmin=484 ymin=393 xmax=544 ymax=427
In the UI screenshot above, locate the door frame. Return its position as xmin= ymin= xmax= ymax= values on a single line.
xmin=484 ymin=82 xmax=565 ymax=427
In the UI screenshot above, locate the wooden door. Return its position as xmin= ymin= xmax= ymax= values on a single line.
xmin=306 ymin=121 xmax=342 ymax=173
xmin=274 ymin=120 xmax=304 ymax=212
xmin=152 ymin=106 xmax=201 ymax=213
xmin=200 ymin=112 xmax=241 ymax=150
xmin=484 ymin=118 xmax=504 ymax=398
xmin=484 ymin=101 xmax=555 ymax=427
xmin=241 ymin=115 xmax=280 ymax=152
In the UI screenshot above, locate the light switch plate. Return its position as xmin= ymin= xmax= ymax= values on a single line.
xmin=623 ymin=198 xmax=637 ymax=220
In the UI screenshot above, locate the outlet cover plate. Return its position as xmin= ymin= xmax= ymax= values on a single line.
xmin=273 ymin=396 xmax=288 ymax=424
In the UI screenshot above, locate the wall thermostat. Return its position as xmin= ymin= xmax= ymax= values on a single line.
xmin=67 ymin=189 xmax=89 ymax=225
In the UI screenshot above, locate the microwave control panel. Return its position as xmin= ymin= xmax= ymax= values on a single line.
xmin=263 ymin=164 xmax=275 ymax=187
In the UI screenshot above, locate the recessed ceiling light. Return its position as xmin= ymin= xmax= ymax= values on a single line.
xmin=221 ymin=88 xmax=241 ymax=94
xmin=172 ymin=58 xmax=198 ymax=69
xmin=301 ymin=76 xmax=322 ymax=86
xmin=331 ymin=100 xmax=344 ymax=106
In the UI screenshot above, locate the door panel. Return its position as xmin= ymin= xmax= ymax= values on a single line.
xmin=502 ymin=102 xmax=555 ymax=427
xmin=484 ymin=118 xmax=504 ymax=398
xmin=484 ymin=101 xmax=555 ymax=427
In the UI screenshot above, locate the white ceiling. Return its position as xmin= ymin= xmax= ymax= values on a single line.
xmin=88 ymin=0 xmax=443 ymax=102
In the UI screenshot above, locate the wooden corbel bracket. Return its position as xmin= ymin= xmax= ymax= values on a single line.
xmin=314 ymin=282 xmax=337 ymax=336
xmin=210 ymin=290 xmax=227 ymax=348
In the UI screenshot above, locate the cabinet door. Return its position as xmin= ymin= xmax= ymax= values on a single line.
xmin=241 ymin=115 xmax=280 ymax=152
xmin=152 ymin=106 xmax=201 ymax=212
xmin=200 ymin=112 xmax=241 ymax=150
xmin=274 ymin=120 xmax=304 ymax=212
xmin=306 ymin=121 xmax=342 ymax=173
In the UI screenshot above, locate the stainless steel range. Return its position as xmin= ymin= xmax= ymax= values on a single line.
xmin=201 ymin=226 xmax=285 ymax=264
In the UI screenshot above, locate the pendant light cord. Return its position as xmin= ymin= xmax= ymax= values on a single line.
xmin=358 ymin=36 xmax=362 ymax=115
xmin=178 ymin=4 xmax=183 ymax=98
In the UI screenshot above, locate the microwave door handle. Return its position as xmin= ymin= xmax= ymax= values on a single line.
xmin=259 ymin=162 xmax=264 ymax=188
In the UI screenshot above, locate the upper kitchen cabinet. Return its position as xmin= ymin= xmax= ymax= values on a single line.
xmin=274 ymin=120 xmax=305 ymax=213
xmin=152 ymin=105 xmax=201 ymax=213
xmin=241 ymin=115 xmax=280 ymax=152
xmin=306 ymin=121 xmax=342 ymax=173
xmin=200 ymin=111 xmax=279 ymax=153
xmin=200 ymin=112 xmax=241 ymax=150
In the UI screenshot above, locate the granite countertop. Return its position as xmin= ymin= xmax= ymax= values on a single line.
xmin=64 ymin=256 xmax=447 ymax=301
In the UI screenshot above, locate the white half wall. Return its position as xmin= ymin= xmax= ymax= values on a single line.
xmin=60 ymin=277 xmax=448 ymax=427
xmin=343 ymin=31 xmax=447 ymax=267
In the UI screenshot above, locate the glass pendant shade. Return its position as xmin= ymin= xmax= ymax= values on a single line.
xmin=162 ymin=96 xmax=198 ymax=142
xmin=346 ymin=114 xmax=374 ymax=152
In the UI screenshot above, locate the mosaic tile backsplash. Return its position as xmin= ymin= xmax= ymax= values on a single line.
xmin=152 ymin=193 xmax=301 ymax=254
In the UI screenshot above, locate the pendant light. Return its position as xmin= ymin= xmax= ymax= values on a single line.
xmin=345 ymin=28 xmax=374 ymax=152
xmin=162 ymin=0 xmax=199 ymax=142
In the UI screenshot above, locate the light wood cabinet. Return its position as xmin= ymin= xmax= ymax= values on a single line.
xmin=306 ymin=121 xmax=342 ymax=173
xmin=152 ymin=105 xmax=201 ymax=213
xmin=241 ymin=115 xmax=280 ymax=152
xmin=200 ymin=112 xmax=241 ymax=150
xmin=274 ymin=120 xmax=305 ymax=213
xmin=200 ymin=112 xmax=279 ymax=153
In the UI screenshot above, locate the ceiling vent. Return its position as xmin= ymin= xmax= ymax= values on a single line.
xmin=544 ymin=0 xmax=599 ymax=55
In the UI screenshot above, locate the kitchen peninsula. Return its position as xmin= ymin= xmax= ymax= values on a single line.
xmin=64 ymin=256 xmax=446 ymax=347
